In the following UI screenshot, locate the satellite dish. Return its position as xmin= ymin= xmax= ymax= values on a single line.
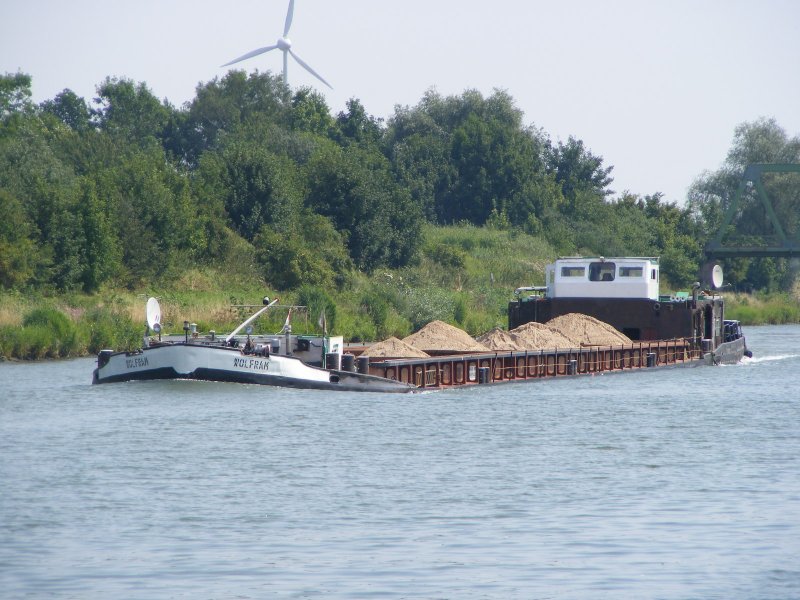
xmin=711 ymin=265 xmax=724 ymax=290
xmin=146 ymin=297 xmax=162 ymax=331
xmin=701 ymin=262 xmax=725 ymax=290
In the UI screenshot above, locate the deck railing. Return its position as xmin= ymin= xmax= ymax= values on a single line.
xmin=370 ymin=338 xmax=701 ymax=390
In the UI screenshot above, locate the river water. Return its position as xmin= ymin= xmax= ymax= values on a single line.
xmin=1 ymin=325 xmax=799 ymax=599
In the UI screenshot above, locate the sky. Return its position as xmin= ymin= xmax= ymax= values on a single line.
xmin=2 ymin=0 xmax=799 ymax=203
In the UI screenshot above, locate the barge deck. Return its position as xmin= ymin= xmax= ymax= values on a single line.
xmin=362 ymin=337 xmax=716 ymax=391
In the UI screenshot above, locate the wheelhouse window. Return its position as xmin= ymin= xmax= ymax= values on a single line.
xmin=560 ymin=266 xmax=585 ymax=277
xmin=619 ymin=266 xmax=643 ymax=278
xmin=589 ymin=261 xmax=616 ymax=282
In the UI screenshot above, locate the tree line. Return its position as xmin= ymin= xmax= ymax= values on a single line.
xmin=1 ymin=70 xmax=798 ymax=294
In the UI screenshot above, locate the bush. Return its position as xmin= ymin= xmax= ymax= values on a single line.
xmin=425 ymin=243 xmax=466 ymax=269
xmin=0 ymin=325 xmax=19 ymax=359
xmin=296 ymin=285 xmax=337 ymax=334
xmin=21 ymin=307 xmax=82 ymax=357
xmin=334 ymin=310 xmax=377 ymax=343
xmin=360 ymin=290 xmax=390 ymax=338
xmin=404 ymin=286 xmax=455 ymax=330
xmin=23 ymin=325 xmax=53 ymax=359
xmin=453 ymin=294 xmax=467 ymax=325
xmin=84 ymin=307 xmax=141 ymax=353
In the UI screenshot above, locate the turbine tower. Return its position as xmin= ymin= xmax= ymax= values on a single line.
xmin=221 ymin=0 xmax=332 ymax=90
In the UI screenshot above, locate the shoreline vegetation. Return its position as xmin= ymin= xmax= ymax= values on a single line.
xmin=2 ymin=236 xmax=798 ymax=361
xmin=2 ymin=292 xmax=797 ymax=362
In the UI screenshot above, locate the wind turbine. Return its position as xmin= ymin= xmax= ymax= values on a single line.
xmin=221 ymin=0 xmax=332 ymax=90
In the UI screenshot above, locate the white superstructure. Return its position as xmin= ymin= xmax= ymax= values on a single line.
xmin=545 ymin=257 xmax=660 ymax=300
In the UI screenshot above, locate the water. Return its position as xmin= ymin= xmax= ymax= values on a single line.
xmin=1 ymin=325 xmax=799 ymax=599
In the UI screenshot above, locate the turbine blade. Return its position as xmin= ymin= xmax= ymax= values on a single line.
xmin=283 ymin=0 xmax=295 ymax=37
xmin=289 ymin=49 xmax=333 ymax=89
xmin=221 ymin=45 xmax=279 ymax=67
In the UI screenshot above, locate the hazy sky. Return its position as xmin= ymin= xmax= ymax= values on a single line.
xmin=2 ymin=0 xmax=798 ymax=202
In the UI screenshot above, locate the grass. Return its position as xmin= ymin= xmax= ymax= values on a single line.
xmin=724 ymin=291 xmax=800 ymax=325
xmin=4 ymin=224 xmax=800 ymax=360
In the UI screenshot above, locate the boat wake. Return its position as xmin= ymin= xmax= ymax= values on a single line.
xmin=741 ymin=354 xmax=799 ymax=365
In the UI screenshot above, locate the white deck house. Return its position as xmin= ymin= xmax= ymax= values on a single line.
xmin=545 ymin=257 xmax=660 ymax=300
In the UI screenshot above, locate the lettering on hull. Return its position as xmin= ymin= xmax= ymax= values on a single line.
xmin=233 ymin=357 xmax=270 ymax=371
xmin=125 ymin=356 xmax=149 ymax=369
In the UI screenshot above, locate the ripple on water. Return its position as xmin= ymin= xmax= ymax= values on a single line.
xmin=1 ymin=328 xmax=800 ymax=598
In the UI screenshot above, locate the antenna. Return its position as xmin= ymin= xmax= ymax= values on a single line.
xmin=221 ymin=0 xmax=332 ymax=89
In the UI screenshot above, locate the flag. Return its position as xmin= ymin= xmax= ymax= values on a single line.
xmin=318 ymin=309 xmax=327 ymax=335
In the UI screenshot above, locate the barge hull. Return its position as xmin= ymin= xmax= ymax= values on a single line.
xmin=366 ymin=338 xmax=725 ymax=390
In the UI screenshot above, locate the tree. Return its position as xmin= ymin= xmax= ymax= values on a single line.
xmin=40 ymin=89 xmax=92 ymax=132
xmin=305 ymin=141 xmax=422 ymax=270
xmin=688 ymin=118 xmax=800 ymax=291
xmin=0 ymin=189 xmax=37 ymax=288
xmin=87 ymin=145 xmax=199 ymax=284
xmin=290 ymin=88 xmax=333 ymax=136
xmin=385 ymin=88 xmax=556 ymax=227
xmin=93 ymin=77 xmax=172 ymax=145
xmin=545 ymin=136 xmax=614 ymax=214
xmin=0 ymin=72 xmax=33 ymax=120
xmin=169 ymin=70 xmax=290 ymax=165
xmin=0 ymin=113 xmax=78 ymax=255
xmin=196 ymin=138 xmax=302 ymax=242
xmin=336 ymin=98 xmax=382 ymax=146
xmin=253 ymin=211 xmax=352 ymax=290
xmin=727 ymin=118 xmax=800 ymax=166
xmin=75 ymin=179 xmax=121 ymax=291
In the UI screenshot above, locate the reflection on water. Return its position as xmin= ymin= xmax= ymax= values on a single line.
xmin=1 ymin=325 xmax=799 ymax=598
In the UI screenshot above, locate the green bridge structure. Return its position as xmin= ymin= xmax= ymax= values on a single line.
xmin=706 ymin=163 xmax=800 ymax=259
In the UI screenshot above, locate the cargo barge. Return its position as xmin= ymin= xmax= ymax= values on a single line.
xmin=359 ymin=256 xmax=749 ymax=389
xmin=93 ymin=257 xmax=748 ymax=391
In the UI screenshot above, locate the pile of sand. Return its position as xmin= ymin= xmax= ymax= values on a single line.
xmin=477 ymin=327 xmax=527 ymax=351
xmin=476 ymin=313 xmax=631 ymax=352
xmin=510 ymin=321 xmax=576 ymax=350
xmin=369 ymin=313 xmax=630 ymax=358
xmin=403 ymin=320 xmax=488 ymax=353
xmin=546 ymin=313 xmax=632 ymax=347
xmin=361 ymin=336 xmax=430 ymax=358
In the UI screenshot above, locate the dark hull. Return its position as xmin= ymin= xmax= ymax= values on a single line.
xmin=509 ymin=296 xmax=716 ymax=342
xmin=701 ymin=336 xmax=749 ymax=365
xmin=93 ymin=365 xmax=415 ymax=392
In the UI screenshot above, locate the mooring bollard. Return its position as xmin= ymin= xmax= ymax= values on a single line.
xmin=356 ymin=356 xmax=370 ymax=375
xmin=326 ymin=352 xmax=341 ymax=370
xmin=568 ymin=359 xmax=577 ymax=375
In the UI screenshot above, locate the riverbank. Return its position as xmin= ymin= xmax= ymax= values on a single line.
xmin=11 ymin=275 xmax=782 ymax=360
xmin=724 ymin=291 xmax=800 ymax=325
